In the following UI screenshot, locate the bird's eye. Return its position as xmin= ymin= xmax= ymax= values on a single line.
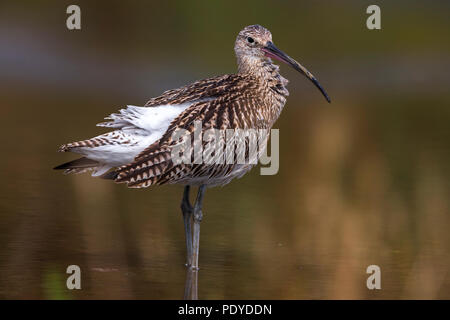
xmin=247 ymin=37 xmax=254 ymax=44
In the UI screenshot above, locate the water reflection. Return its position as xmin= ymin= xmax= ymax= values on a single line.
xmin=184 ymin=269 xmax=198 ymax=300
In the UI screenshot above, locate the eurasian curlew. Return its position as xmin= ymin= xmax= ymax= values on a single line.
xmin=54 ymin=24 xmax=330 ymax=270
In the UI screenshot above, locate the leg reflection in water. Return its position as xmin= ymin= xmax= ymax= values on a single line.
xmin=184 ymin=268 xmax=198 ymax=300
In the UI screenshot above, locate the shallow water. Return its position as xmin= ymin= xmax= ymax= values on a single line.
xmin=0 ymin=1 xmax=449 ymax=299
xmin=0 ymin=88 xmax=448 ymax=299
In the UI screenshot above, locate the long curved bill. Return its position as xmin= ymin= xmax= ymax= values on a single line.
xmin=262 ymin=41 xmax=331 ymax=103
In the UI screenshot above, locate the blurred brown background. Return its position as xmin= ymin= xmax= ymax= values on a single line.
xmin=0 ymin=0 xmax=449 ymax=299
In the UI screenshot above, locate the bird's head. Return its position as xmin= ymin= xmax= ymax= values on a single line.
xmin=235 ymin=25 xmax=273 ymax=61
xmin=235 ymin=24 xmax=330 ymax=103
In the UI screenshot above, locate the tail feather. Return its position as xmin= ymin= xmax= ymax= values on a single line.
xmin=100 ymin=170 xmax=120 ymax=180
xmin=53 ymin=157 xmax=100 ymax=175
xmin=115 ymin=148 xmax=172 ymax=188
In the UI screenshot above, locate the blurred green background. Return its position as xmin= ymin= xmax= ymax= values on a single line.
xmin=0 ymin=0 xmax=449 ymax=299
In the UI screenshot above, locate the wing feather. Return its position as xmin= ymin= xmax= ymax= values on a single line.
xmin=114 ymin=74 xmax=266 ymax=188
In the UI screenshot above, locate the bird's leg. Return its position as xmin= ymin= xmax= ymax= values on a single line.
xmin=191 ymin=185 xmax=207 ymax=270
xmin=181 ymin=185 xmax=193 ymax=267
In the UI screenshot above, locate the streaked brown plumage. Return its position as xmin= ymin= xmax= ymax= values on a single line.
xmin=54 ymin=25 xmax=330 ymax=272
xmin=115 ymin=73 xmax=279 ymax=188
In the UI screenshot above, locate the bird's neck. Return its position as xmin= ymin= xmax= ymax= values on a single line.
xmin=237 ymin=56 xmax=289 ymax=96
xmin=237 ymin=56 xmax=289 ymax=129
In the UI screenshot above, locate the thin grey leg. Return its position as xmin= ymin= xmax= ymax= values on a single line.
xmin=184 ymin=268 xmax=198 ymax=300
xmin=181 ymin=185 xmax=193 ymax=267
xmin=191 ymin=185 xmax=207 ymax=270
